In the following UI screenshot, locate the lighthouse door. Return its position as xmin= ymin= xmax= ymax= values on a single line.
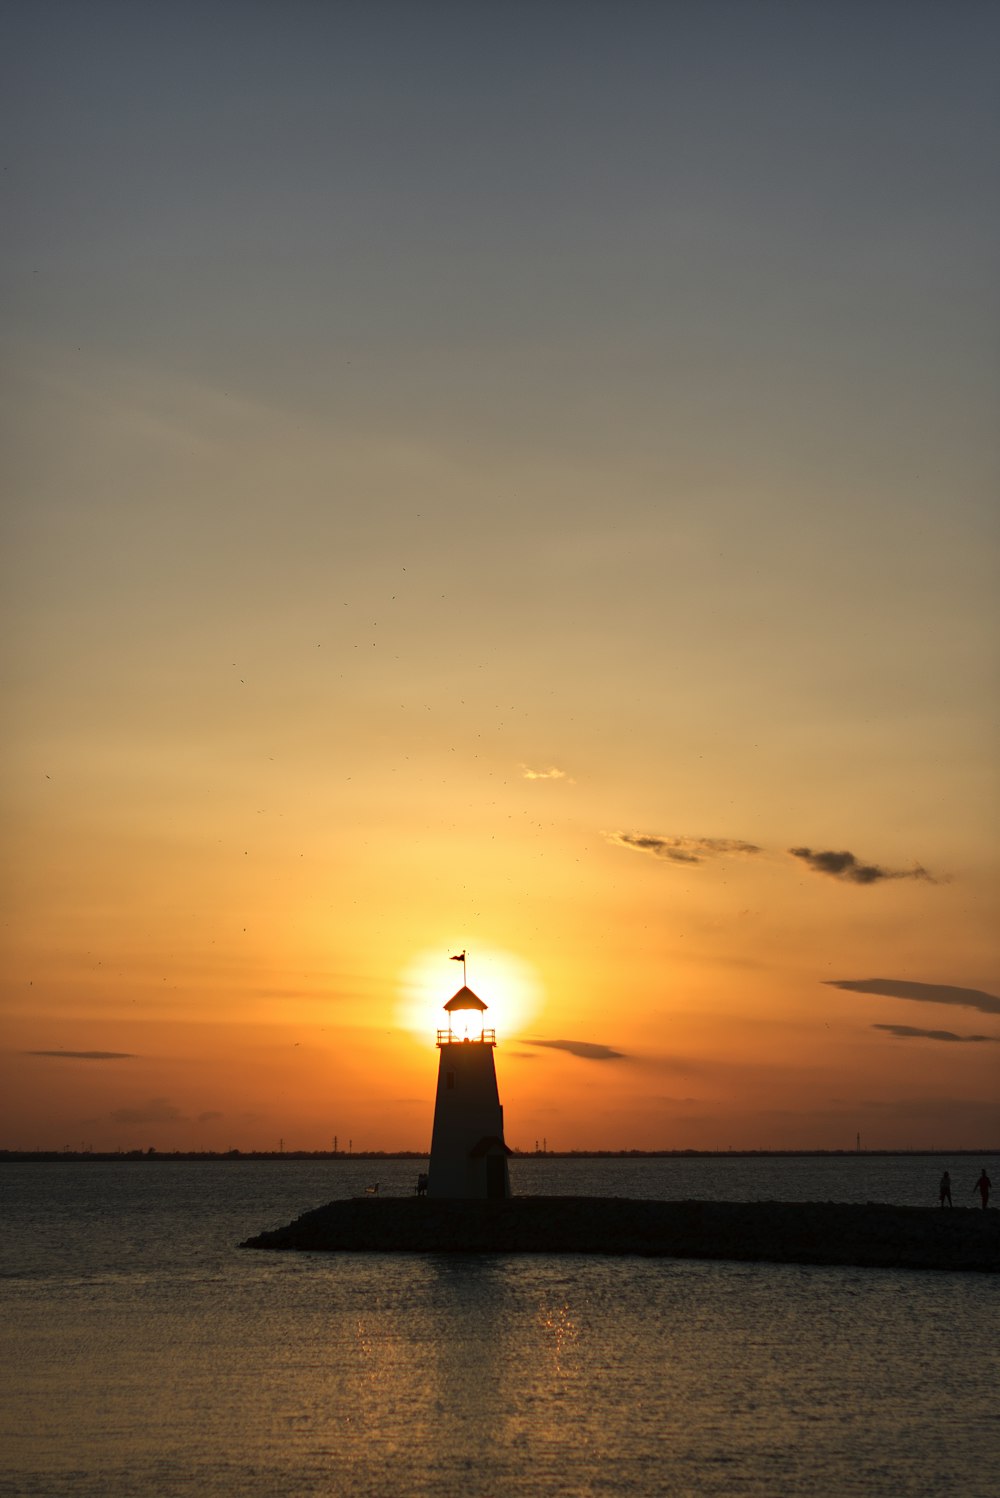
xmin=486 ymin=1154 xmax=506 ymax=1200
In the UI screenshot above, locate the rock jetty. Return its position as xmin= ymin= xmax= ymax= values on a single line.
xmin=241 ymin=1197 xmax=998 ymax=1273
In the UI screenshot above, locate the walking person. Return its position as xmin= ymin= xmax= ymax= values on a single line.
xmin=939 ymin=1170 xmax=952 ymax=1207
xmin=973 ymin=1169 xmax=991 ymax=1209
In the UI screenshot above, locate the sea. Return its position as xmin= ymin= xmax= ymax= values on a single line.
xmin=1 ymin=1155 xmax=997 ymax=1498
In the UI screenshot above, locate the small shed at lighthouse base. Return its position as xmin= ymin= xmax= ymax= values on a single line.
xmin=428 ymin=1118 xmax=512 ymax=1200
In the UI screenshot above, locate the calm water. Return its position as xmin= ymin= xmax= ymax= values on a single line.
xmin=1 ymin=1158 xmax=997 ymax=1497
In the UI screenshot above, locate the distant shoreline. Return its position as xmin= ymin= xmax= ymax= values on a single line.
xmin=2 ymin=1147 xmax=995 ymax=1164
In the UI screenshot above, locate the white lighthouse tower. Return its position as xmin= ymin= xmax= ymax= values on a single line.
xmin=427 ymin=969 xmax=511 ymax=1200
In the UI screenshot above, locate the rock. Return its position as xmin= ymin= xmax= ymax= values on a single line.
xmin=240 ymin=1197 xmax=999 ymax=1272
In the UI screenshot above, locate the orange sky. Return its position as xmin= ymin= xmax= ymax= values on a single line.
xmin=2 ymin=4 xmax=998 ymax=1151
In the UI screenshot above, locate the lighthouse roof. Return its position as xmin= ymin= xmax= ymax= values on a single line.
xmin=443 ymin=984 xmax=489 ymax=1013
xmin=469 ymin=1135 xmax=513 ymax=1158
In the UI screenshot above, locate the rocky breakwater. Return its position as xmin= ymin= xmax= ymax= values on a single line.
xmin=241 ymin=1197 xmax=999 ymax=1272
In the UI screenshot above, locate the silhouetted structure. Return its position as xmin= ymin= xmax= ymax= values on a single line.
xmin=427 ymin=981 xmax=511 ymax=1199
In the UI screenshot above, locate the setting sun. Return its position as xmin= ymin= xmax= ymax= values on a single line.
xmin=396 ymin=949 xmax=543 ymax=1043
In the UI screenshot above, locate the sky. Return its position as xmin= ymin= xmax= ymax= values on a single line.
xmin=2 ymin=0 xmax=998 ymax=1154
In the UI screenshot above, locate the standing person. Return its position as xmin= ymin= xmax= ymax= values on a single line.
xmin=939 ymin=1170 xmax=952 ymax=1207
xmin=973 ymin=1169 xmax=991 ymax=1209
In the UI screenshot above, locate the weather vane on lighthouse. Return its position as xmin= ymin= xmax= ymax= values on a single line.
xmin=427 ymin=952 xmax=511 ymax=1199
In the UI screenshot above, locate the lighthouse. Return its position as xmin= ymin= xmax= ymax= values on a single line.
xmin=427 ymin=975 xmax=511 ymax=1200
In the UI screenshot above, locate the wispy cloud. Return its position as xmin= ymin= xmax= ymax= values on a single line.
xmin=196 ymin=1110 xmax=224 ymax=1123
xmin=526 ymin=1038 xmax=626 ymax=1061
xmin=521 ymin=765 xmax=572 ymax=781
xmin=608 ymin=831 xmax=937 ymax=890
xmin=606 ymin=832 xmax=761 ymax=865
xmin=25 ymin=1050 xmax=135 ymax=1061
xmin=790 ymin=848 xmax=935 ymax=884
xmin=827 ymin=978 xmax=1000 ymax=1016
xmin=873 ymin=1024 xmax=999 ymax=1043
xmin=109 ymin=1097 xmax=185 ymax=1125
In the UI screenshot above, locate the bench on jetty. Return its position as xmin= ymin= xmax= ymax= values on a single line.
xmin=241 ymin=1197 xmax=998 ymax=1273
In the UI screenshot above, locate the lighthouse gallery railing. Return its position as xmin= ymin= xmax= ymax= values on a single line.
xmin=436 ymin=1028 xmax=496 ymax=1046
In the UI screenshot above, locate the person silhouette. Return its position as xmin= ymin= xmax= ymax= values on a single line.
xmin=939 ymin=1171 xmax=952 ymax=1207
xmin=973 ymin=1169 xmax=991 ymax=1209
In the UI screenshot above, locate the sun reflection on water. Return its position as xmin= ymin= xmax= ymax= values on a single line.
xmin=538 ymin=1301 xmax=579 ymax=1379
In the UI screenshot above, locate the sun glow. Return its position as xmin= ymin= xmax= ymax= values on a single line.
xmin=396 ymin=948 xmax=542 ymax=1042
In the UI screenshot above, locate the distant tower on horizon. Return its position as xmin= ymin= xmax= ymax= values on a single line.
xmin=427 ymin=971 xmax=511 ymax=1200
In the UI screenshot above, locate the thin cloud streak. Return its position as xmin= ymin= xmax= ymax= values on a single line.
xmin=790 ymin=848 xmax=935 ymax=884
xmin=109 ymin=1098 xmax=185 ymax=1125
xmin=873 ymin=1024 xmax=999 ymax=1043
xmin=526 ymin=1038 xmax=627 ymax=1061
xmin=828 ymin=978 xmax=1000 ymax=1016
xmin=606 ymin=832 xmax=761 ymax=865
xmin=25 ymin=1050 xmax=135 ymax=1061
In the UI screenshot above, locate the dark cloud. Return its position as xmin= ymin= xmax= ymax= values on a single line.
xmin=827 ymin=978 xmax=1000 ymax=1016
xmin=789 ymin=848 xmax=934 ymax=884
xmin=607 ymin=832 xmax=761 ymax=865
xmin=873 ymin=1024 xmax=999 ymax=1043
xmin=25 ymin=1050 xmax=135 ymax=1061
xmin=196 ymin=1110 xmax=224 ymax=1123
xmin=607 ymin=833 xmax=938 ymax=887
xmin=527 ymin=1038 xmax=626 ymax=1061
xmin=109 ymin=1097 xmax=185 ymax=1125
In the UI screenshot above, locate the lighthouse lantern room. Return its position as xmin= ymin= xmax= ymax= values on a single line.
xmin=427 ymin=976 xmax=511 ymax=1200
